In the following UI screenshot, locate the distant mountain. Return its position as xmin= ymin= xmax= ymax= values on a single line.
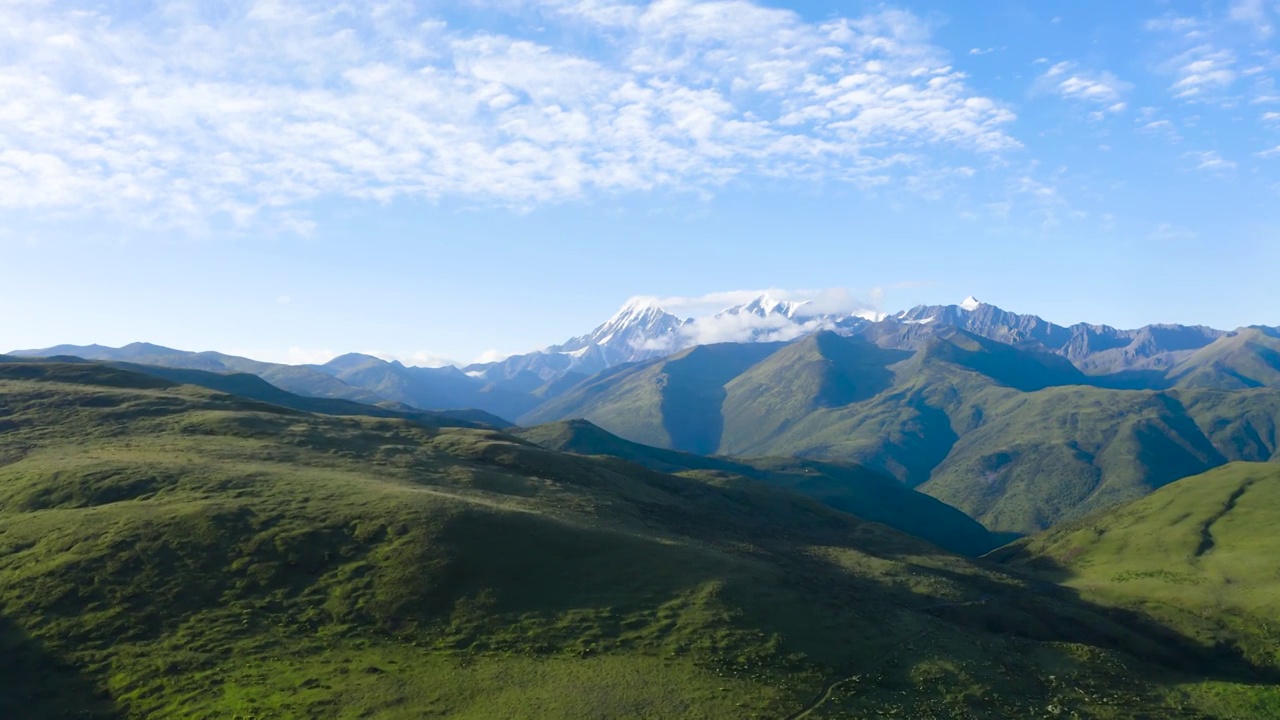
xmin=522 ymin=328 xmax=1280 ymax=534
xmin=307 ymin=352 xmax=538 ymax=420
xmin=464 ymin=293 xmax=877 ymax=392
xmin=17 ymin=297 xmax=1265 ymax=427
xmin=459 ymin=299 xmax=692 ymax=398
xmin=12 ymin=342 xmax=388 ymax=405
xmin=11 ymin=343 xmax=539 ymax=421
xmin=890 ymin=298 xmax=1227 ymax=374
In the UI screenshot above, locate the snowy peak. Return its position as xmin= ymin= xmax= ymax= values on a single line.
xmin=960 ymin=296 xmax=981 ymax=312
xmin=553 ymin=298 xmax=688 ymax=365
xmin=719 ymin=293 xmax=810 ymax=320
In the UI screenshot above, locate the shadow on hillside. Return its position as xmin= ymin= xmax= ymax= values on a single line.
xmin=761 ymin=542 xmax=1280 ymax=692
xmin=0 ymin=614 xmax=122 ymax=719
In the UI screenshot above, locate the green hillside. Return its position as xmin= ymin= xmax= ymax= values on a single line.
xmin=3 ymin=361 xmax=1275 ymax=718
xmin=990 ymin=462 xmax=1280 ymax=717
xmin=1166 ymin=328 xmax=1280 ymax=390
xmin=515 ymin=419 xmax=1009 ymax=556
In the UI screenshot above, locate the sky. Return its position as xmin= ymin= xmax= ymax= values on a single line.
xmin=1 ymin=0 xmax=1278 ymax=366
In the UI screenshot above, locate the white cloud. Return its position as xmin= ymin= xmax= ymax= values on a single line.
xmin=645 ymin=287 xmax=882 ymax=319
xmin=1259 ymin=145 xmax=1280 ymax=158
xmin=1185 ymin=150 xmax=1237 ymax=171
xmin=1137 ymin=117 xmax=1182 ymax=142
xmin=627 ymin=286 xmax=884 ymax=350
xmin=1035 ymin=61 xmax=1131 ymax=113
xmin=1169 ymin=46 xmax=1239 ymax=98
xmin=369 ymin=350 xmax=460 ymax=368
xmin=0 ymin=0 xmax=1018 ymax=230
xmin=473 ymin=348 xmax=515 ymax=364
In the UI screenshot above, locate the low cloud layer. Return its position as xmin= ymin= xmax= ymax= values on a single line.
xmin=631 ymin=287 xmax=885 ymax=350
xmin=0 ymin=0 xmax=1016 ymax=229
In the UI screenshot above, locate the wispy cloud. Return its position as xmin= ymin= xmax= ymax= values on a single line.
xmin=1169 ymin=46 xmax=1239 ymax=98
xmin=1146 ymin=8 xmax=1280 ymax=107
xmin=1185 ymin=149 xmax=1238 ymax=171
xmin=1035 ymin=61 xmax=1131 ymax=112
xmin=0 ymin=0 xmax=1018 ymax=230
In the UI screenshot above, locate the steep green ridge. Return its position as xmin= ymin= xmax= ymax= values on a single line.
xmin=514 ymin=419 xmax=1008 ymax=556
xmin=528 ymin=329 xmax=1280 ymax=534
xmin=2 ymin=361 xmax=1274 ymax=718
xmin=520 ymin=343 xmax=782 ymax=452
xmin=990 ymin=462 xmax=1280 ymax=717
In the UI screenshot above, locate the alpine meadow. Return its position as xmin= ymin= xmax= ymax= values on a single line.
xmin=4 ymin=0 xmax=1280 ymax=718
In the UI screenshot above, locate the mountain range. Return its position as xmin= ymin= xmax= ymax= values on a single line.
xmin=15 ymin=296 xmax=1280 ymax=534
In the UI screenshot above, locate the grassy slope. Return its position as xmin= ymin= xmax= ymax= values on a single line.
xmin=0 ymin=362 xmax=1271 ymax=718
xmin=990 ymin=462 xmax=1280 ymax=717
xmin=514 ymin=419 xmax=1008 ymax=556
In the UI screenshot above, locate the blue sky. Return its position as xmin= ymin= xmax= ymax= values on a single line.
xmin=2 ymin=0 xmax=1278 ymax=365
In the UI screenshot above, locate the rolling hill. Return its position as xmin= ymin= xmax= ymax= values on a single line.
xmin=2 ymin=360 xmax=1275 ymax=718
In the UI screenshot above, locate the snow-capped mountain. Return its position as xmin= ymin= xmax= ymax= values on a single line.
xmin=717 ymin=294 xmax=809 ymax=320
xmin=465 ymin=293 xmax=876 ymax=387
xmin=551 ymin=299 xmax=689 ymax=366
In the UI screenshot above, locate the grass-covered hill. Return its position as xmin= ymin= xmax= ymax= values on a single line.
xmin=3 ymin=361 xmax=1276 ymax=718
xmin=522 ymin=330 xmax=1280 ymax=534
xmin=515 ymin=418 xmax=1010 ymax=557
xmin=990 ymin=462 xmax=1280 ymax=717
